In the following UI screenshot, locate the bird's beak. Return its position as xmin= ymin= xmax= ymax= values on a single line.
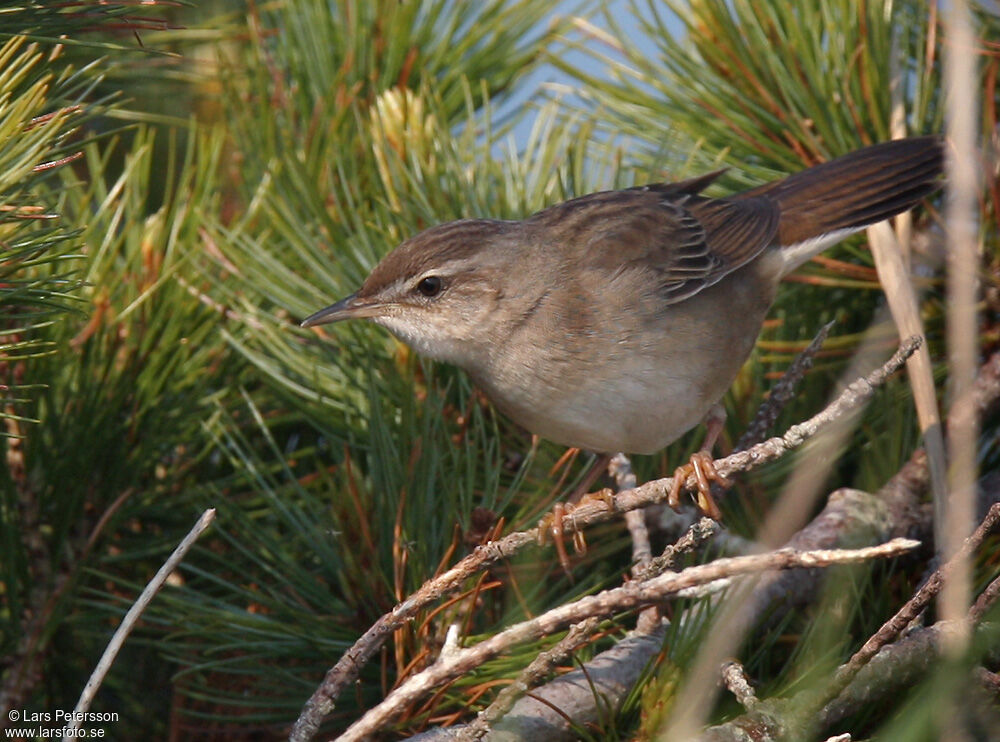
xmin=300 ymin=293 xmax=383 ymax=327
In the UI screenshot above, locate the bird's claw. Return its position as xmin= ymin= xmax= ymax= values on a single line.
xmin=668 ymin=451 xmax=730 ymax=520
xmin=538 ymin=489 xmax=614 ymax=572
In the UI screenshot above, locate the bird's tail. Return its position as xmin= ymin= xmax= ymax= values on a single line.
xmin=739 ymin=136 xmax=944 ymax=273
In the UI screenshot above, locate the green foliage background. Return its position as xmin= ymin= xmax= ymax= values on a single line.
xmin=1 ymin=1 xmax=997 ymax=739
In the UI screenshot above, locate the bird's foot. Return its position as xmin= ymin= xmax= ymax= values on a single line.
xmin=538 ymin=488 xmax=615 ymax=572
xmin=668 ymin=451 xmax=731 ymax=520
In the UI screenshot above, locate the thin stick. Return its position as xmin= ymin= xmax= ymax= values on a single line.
xmin=290 ymin=338 xmax=920 ymax=742
xmin=609 ymin=453 xmax=650 ymax=567
xmin=456 ymin=618 xmax=600 ymax=741
xmin=866 ymin=221 xmax=947 ymax=526
xmin=941 ymin=0 xmax=982 ymax=661
xmin=633 ymin=518 xmax=718 ymax=583
xmin=864 ymin=7 xmax=946 ymax=532
xmin=735 ymin=320 xmax=833 ymax=452
xmin=609 ymin=452 xmax=663 ymax=633
xmin=831 ymin=503 xmax=1000 ymax=697
xmin=969 ymin=571 xmax=1000 ymax=624
xmin=335 ymin=540 xmax=919 ymax=742
xmin=720 ymin=660 xmax=758 ymax=711
xmin=63 ymin=509 xmax=216 ymax=738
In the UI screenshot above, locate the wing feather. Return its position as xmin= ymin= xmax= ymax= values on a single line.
xmin=528 ymin=178 xmax=779 ymax=306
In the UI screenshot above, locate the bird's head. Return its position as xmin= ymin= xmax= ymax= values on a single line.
xmin=301 ymin=219 xmax=522 ymax=368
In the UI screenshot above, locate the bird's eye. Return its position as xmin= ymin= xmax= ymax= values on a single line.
xmin=416 ymin=275 xmax=443 ymax=297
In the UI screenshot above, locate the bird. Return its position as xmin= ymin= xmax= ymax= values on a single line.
xmin=302 ymin=136 xmax=944 ymax=520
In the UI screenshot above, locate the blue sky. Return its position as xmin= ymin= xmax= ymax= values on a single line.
xmin=499 ymin=1 xmax=683 ymax=150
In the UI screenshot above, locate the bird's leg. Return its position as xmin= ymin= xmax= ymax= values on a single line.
xmin=539 ymin=452 xmax=614 ymax=571
xmin=568 ymin=453 xmax=613 ymax=505
xmin=668 ymin=404 xmax=732 ymax=519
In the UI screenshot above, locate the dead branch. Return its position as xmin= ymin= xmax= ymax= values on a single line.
xmin=831 ymin=503 xmax=1000 ymax=695
xmin=336 ymin=540 xmax=918 ymax=742
xmin=698 ymin=621 xmax=1000 ymax=742
xmin=65 ymin=509 xmax=216 ymax=739
xmin=720 ymin=660 xmax=758 ymax=711
xmin=454 ymin=617 xmax=601 ymax=742
xmin=735 ymin=320 xmax=833 ymax=451
xmin=289 ymin=338 xmax=922 ymax=742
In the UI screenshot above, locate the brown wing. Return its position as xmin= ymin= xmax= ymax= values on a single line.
xmin=529 ymin=174 xmax=780 ymax=305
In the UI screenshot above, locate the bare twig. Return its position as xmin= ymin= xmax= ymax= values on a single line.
xmin=969 ymin=570 xmax=1000 ymax=623
xmin=451 ymin=621 xmax=668 ymax=742
xmin=335 ymin=540 xmax=919 ymax=742
xmin=888 ymin=23 xmax=913 ymax=272
xmin=732 ymin=350 xmax=1000 ymax=637
xmin=290 ymin=339 xmax=920 ymax=741
xmin=608 ymin=452 xmax=663 ymax=633
xmin=699 ymin=505 xmax=1000 ymax=742
xmin=735 ymin=320 xmax=833 ymax=451
xmin=651 ymin=336 xmax=923 ymax=740
xmin=720 ymin=660 xmax=758 ymax=710
xmin=607 ymin=452 xmax=636 ymax=493
xmin=456 ymin=618 xmax=601 ymax=741
xmin=818 ymin=622 xmax=1000 ymax=730
xmin=700 ymin=336 xmax=920 ymax=484
xmin=700 ymin=620 xmax=1000 ymax=742
xmin=450 ymin=515 xmax=718 ymax=742
xmin=609 ymin=453 xmax=651 ymax=567
xmin=682 ymin=350 xmax=1000 ymax=742
xmin=633 ymin=518 xmax=719 ymax=583
xmin=866 ymin=221 xmax=948 ymax=517
xmin=976 ymin=668 xmax=1000 ymax=697
xmin=830 ymin=503 xmax=1000 ymax=698
xmin=867 ymin=12 xmax=946 ymax=535
xmin=64 ymin=509 xmax=216 ymax=738
xmin=941 ymin=0 xmax=982 ymax=674
xmin=670 ymin=350 xmax=1000 ymax=742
